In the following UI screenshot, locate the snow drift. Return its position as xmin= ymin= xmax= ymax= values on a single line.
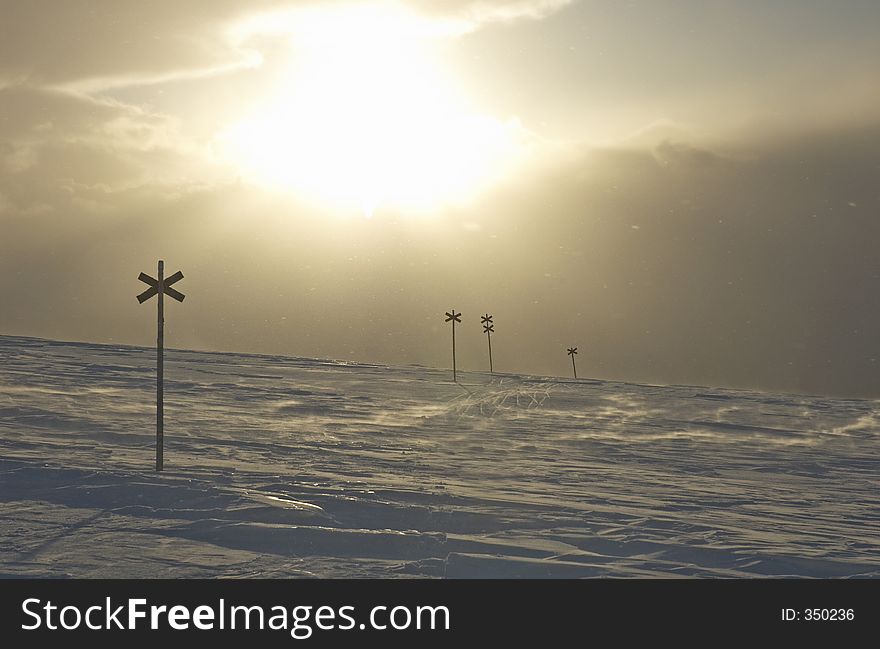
xmin=0 ymin=335 xmax=877 ymax=578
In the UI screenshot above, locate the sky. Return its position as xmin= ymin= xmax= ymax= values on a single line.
xmin=1 ymin=0 xmax=879 ymax=397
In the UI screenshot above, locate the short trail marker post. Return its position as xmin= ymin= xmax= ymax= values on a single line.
xmin=567 ymin=347 xmax=578 ymax=379
xmin=137 ymin=260 xmax=185 ymax=471
xmin=445 ymin=310 xmax=462 ymax=382
xmin=481 ymin=314 xmax=494 ymax=373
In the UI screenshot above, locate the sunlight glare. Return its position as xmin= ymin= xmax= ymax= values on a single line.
xmin=222 ymin=4 xmax=521 ymax=217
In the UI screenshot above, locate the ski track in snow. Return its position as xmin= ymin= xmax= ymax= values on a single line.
xmin=0 ymin=335 xmax=878 ymax=578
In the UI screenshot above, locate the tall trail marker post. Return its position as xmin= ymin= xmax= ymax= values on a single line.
xmin=445 ymin=310 xmax=462 ymax=382
xmin=137 ymin=260 xmax=185 ymax=471
xmin=481 ymin=314 xmax=494 ymax=373
xmin=567 ymin=347 xmax=578 ymax=379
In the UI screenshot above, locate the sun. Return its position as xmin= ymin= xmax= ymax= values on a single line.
xmin=221 ymin=4 xmax=521 ymax=217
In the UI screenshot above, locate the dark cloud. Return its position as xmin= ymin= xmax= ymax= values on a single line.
xmin=484 ymin=126 xmax=880 ymax=397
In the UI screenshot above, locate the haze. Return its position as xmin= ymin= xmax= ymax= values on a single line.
xmin=1 ymin=0 xmax=878 ymax=397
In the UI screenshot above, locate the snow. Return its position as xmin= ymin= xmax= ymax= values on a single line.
xmin=0 ymin=334 xmax=878 ymax=578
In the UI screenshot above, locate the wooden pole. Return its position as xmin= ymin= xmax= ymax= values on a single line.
xmin=138 ymin=260 xmax=183 ymax=471
xmin=157 ymin=259 xmax=164 ymax=472
xmin=452 ymin=317 xmax=457 ymax=383
xmin=487 ymin=329 xmax=493 ymax=374
xmin=571 ymin=353 xmax=577 ymax=380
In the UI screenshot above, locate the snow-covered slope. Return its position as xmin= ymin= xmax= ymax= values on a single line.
xmin=0 ymin=335 xmax=877 ymax=578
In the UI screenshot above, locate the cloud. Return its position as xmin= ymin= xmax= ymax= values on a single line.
xmin=414 ymin=0 xmax=576 ymax=26
xmin=0 ymin=86 xmax=170 ymax=143
xmin=2 ymin=0 xmax=877 ymax=398
xmin=0 ymin=0 xmax=299 ymax=90
xmin=0 ymin=1 xmax=576 ymax=90
xmin=0 ymin=85 xmax=216 ymax=214
xmin=651 ymin=140 xmax=725 ymax=168
xmin=3 ymin=115 xmax=879 ymax=397
xmin=508 ymin=126 xmax=880 ymax=396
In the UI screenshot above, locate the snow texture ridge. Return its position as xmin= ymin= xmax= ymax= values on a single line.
xmin=0 ymin=335 xmax=878 ymax=578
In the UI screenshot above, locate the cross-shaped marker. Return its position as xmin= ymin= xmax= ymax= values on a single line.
xmin=567 ymin=347 xmax=578 ymax=379
xmin=445 ymin=310 xmax=461 ymax=382
xmin=137 ymin=260 xmax=185 ymax=471
xmin=481 ymin=314 xmax=495 ymax=373
xmin=137 ymin=270 xmax=185 ymax=304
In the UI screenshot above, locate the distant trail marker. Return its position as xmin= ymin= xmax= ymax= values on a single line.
xmin=481 ymin=314 xmax=494 ymax=373
xmin=137 ymin=260 xmax=185 ymax=471
xmin=567 ymin=347 xmax=578 ymax=379
xmin=445 ymin=310 xmax=462 ymax=382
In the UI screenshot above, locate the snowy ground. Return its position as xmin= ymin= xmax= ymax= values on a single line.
xmin=0 ymin=335 xmax=878 ymax=578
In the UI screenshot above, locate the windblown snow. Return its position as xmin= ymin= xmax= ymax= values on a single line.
xmin=1 ymin=335 xmax=878 ymax=578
